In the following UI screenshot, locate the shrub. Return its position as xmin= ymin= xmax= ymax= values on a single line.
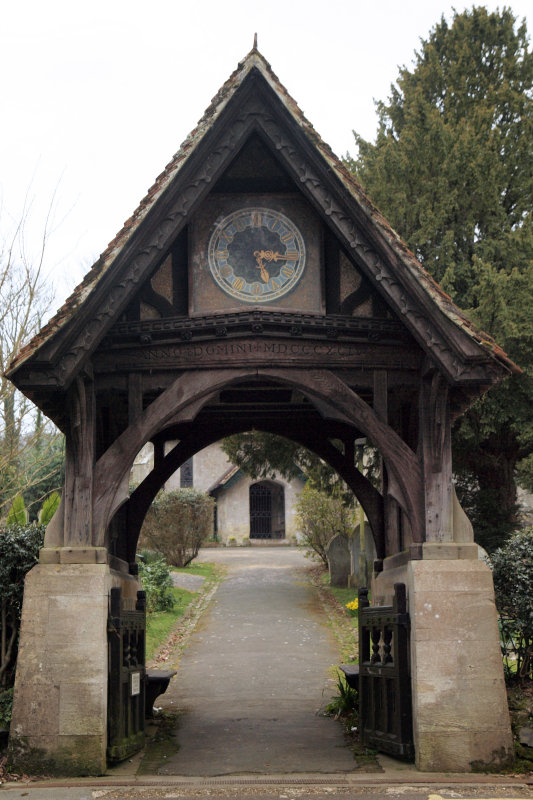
xmin=490 ymin=528 xmax=533 ymax=680
xmin=6 ymin=496 xmax=28 ymax=525
xmin=0 ymin=524 xmax=45 ymax=688
xmin=296 ymin=485 xmax=355 ymax=567
xmin=139 ymin=488 xmax=214 ymax=567
xmin=38 ymin=491 xmax=61 ymax=526
xmin=138 ymin=555 xmax=175 ymax=613
xmin=0 ymin=688 xmax=13 ymax=728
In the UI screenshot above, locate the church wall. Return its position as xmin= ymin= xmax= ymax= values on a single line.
xmin=131 ymin=442 xmax=305 ymax=544
xmin=217 ymin=478 xmax=250 ymax=543
xmin=164 ymin=442 xmax=231 ymax=492
xmin=216 ymin=474 xmax=305 ymax=544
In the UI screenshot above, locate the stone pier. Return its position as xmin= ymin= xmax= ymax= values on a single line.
xmin=372 ymin=544 xmax=513 ymax=772
xmin=8 ymin=549 xmax=139 ymax=776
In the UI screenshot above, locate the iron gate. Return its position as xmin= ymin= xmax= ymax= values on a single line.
xmin=358 ymin=583 xmax=414 ymax=759
xmin=250 ymin=483 xmax=272 ymax=538
xmin=107 ymin=585 xmax=146 ymax=762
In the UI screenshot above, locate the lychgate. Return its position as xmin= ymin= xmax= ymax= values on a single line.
xmin=6 ymin=46 xmax=516 ymax=774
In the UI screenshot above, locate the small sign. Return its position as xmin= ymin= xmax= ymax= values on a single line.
xmin=130 ymin=672 xmax=141 ymax=697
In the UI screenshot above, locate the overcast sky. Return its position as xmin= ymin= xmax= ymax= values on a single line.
xmin=1 ymin=0 xmax=531 ymax=305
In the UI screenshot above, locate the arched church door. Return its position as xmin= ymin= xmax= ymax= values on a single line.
xmin=249 ymin=481 xmax=285 ymax=540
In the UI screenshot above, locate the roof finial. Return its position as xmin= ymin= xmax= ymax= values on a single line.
xmin=253 ymin=32 xmax=258 ymax=50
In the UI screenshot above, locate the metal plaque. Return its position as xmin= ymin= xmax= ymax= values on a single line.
xmin=130 ymin=671 xmax=141 ymax=697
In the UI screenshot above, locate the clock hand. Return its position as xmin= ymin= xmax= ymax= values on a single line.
xmin=253 ymin=250 xmax=285 ymax=283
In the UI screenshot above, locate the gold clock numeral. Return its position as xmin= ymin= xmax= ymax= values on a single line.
xmin=216 ymin=249 xmax=229 ymax=259
xmin=284 ymin=250 xmax=299 ymax=260
xmin=220 ymin=230 xmax=233 ymax=244
xmin=280 ymin=232 xmax=293 ymax=243
xmin=252 ymin=212 xmax=262 ymax=227
xmin=233 ymin=277 xmax=245 ymax=290
xmin=252 ymin=282 xmax=262 ymax=294
xmin=281 ymin=266 xmax=294 ymax=278
xmin=221 ymin=265 xmax=231 ymax=277
xmin=234 ymin=217 xmax=245 ymax=232
xmin=271 ymin=278 xmax=280 ymax=290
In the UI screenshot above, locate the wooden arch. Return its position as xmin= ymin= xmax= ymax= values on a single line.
xmin=88 ymin=366 xmax=423 ymax=559
xmin=122 ymin=415 xmax=385 ymax=563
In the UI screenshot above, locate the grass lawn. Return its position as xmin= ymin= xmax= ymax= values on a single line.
xmin=174 ymin=562 xmax=217 ymax=579
xmin=145 ymin=586 xmax=198 ymax=660
xmin=319 ymin=571 xmax=359 ymax=633
xmin=145 ymin=561 xmax=223 ymax=661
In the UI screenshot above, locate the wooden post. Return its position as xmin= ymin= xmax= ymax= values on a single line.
xmin=63 ymin=375 xmax=96 ymax=546
xmin=373 ymin=370 xmax=398 ymax=556
xmin=419 ymin=373 xmax=453 ymax=542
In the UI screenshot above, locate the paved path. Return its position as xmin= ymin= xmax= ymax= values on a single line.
xmin=171 ymin=571 xmax=205 ymax=592
xmin=155 ymin=547 xmax=356 ymax=776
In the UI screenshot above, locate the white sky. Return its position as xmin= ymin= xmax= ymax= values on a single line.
xmin=1 ymin=0 xmax=531 ymax=305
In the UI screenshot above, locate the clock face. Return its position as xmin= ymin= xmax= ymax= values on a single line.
xmin=207 ymin=207 xmax=306 ymax=304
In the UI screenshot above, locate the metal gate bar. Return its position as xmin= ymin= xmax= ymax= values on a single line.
xmin=358 ymin=583 xmax=414 ymax=759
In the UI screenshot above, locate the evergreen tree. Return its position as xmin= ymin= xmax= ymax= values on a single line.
xmin=221 ymin=432 xmax=346 ymax=496
xmin=348 ymin=7 xmax=533 ymax=550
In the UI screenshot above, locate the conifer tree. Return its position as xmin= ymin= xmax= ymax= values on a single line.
xmin=348 ymin=7 xmax=533 ymax=549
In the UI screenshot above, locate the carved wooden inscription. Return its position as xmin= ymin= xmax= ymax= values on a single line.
xmin=93 ymin=338 xmax=422 ymax=374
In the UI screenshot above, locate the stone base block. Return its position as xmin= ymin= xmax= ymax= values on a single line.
xmin=372 ymin=557 xmax=513 ymax=772
xmin=8 ymin=559 xmax=140 ymax=776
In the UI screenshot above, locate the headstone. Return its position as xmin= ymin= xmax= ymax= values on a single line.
xmin=519 ymin=726 xmax=533 ymax=748
xmin=326 ymin=533 xmax=351 ymax=587
xmin=349 ymin=522 xmax=376 ymax=589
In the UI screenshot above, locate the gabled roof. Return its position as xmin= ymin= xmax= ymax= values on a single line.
xmin=7 ymin=46 xmax=519 ymax=391
xmin=208 ymin=465 xmax=243 ymax=495
xmin=208 ymin=463 xmax=306 ymax=496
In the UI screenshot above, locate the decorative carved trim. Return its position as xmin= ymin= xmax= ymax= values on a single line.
xmin=111 ymin=310 xmax=408 ymax=342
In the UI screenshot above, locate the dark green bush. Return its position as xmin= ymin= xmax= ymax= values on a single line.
xmin=0 ymin=524 xmax=44 ymax=688
xmin=490 ymin=528 xmax=533 ymax=680
xmin=0 ymin=688 xmax=13 ymax=728
xmin=138 ymin=555 xmax=175 ymax=613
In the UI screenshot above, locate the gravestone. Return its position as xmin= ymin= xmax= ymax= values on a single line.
xmin=326 ymin=533 xmax=351 ymax=587
xmin=349 ymin=522 xmax=377 ymax=588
